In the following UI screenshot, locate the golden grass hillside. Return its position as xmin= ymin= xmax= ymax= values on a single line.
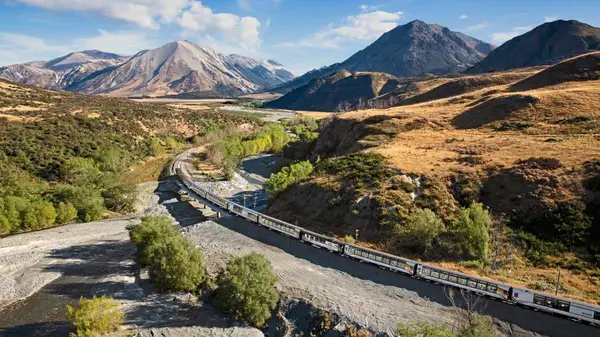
xmin=268 ymin=57 xmax=600 ymax=305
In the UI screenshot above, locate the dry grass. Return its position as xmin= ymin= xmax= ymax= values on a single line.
xmin=297 ymin=110 xmax=334 ymax=120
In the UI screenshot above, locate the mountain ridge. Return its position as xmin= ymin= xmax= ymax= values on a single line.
xmin=0 ymin=40 xmax=295 ymax=97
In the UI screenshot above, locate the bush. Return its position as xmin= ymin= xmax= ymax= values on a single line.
xmin=147 ymin=235 xmax=206 ymax=292
xmin=56 ymin=202 xmax=78 ymax=225
xmin=397 ymin=321 xmax=455 ymax=337
xmin=458 ymin=316 xmax=499 ymax=337
xmin=344 ymin=325 xmax=373 ymax=337
xmin=265 ymin=161 xmax=314 ymax=194
xmin=317 ymin=152 xmax=394 ymax=190
xmin=343 ymin=235 xmax=356 ymax=244
xmin=215 ymin=253 xmax=279 ymax=327
xmin=128 ymin=216 xmax=179 ymax=266
xmin=101 ymin=182 xmax=138 ymax=213
xmin=66 ymin=296 xmax=124 ymax=337
xmin=396 ymin=208 xmax=444 ymax=254
xmin=451 ymin=202 xmax=492 ymax=261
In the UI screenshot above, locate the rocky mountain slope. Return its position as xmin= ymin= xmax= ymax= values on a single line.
xmin=0 ymin=41 xmax=295 ymax=97
xmin=467 ymin=20 xmax=600 ymax=74
xmin=271 ymin=20 xmax=493 ymax=94
xmin=0 ymin=50 xmax=126 ymax=90
xmin=266 ymin=70 xmax=400 ymax=111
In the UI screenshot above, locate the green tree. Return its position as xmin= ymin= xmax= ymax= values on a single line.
xmin=66 ymin=296 xmax=124 ymax=337
xmin=397 ymin=322 xmax=456 ymax=337
xmin=128 ymin=216 xmax=179 ymax=266
xmin=397 ymin=208 xmax=444 ymax=254
xmin=265 ymin=161 xmax=313 ymax=194
xmin=550 ymin=200 xmax=591 ymax=247
xmin=56 ymin=202 xmax=78 ymax=225
xmin=452 ymin=202 xmax=492 ymax=261
xmin=147 ymin=235 xmax=206 ymax=292
xmin=458 ymin=316 xmax=500 ymax=337
xmin=215 ymin=253 xmax=279 ymax=327
xmin=102 ymin=183 xmax=138 ymax=213
xmin=60 ymin=157 xmax=102 ymax=187
xmin=148 ymin=138 xmax=164 ymax=156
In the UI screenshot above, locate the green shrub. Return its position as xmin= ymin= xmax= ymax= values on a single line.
xmin=343 ymin=235 xmax=356 ymax=244
xmin=265 ymin=161 xmax=314 ymax=194
xmin=397 ymin=321 xmax=455 ymax=337
xmin=128 ymin=216 xmax=179 ymax=266
xmin=215 ymin=253 xmax=279 ymax=327
xmin=458 ymin=315 xmax=500 ymax=337
xmin=451 ymin=202 xmax=492 ymax=261
xmin=101 ymin=182 xmax=138 ymax=213
xmin=66 ymin=296 xmax=124 ymax=337
xmin=56 ymin=202 xmax=78 ymax=225
xmin=396 ymin=208 xmax=444 ymax=254
xmin=147 ymin=235 xmax=206 ymax=292
xmin=317 ymin=152 xmax=394 ymax=190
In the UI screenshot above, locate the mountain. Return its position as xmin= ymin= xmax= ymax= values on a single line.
xmin=0 ymin=50 xmax=126 ymax=90
xmin=0 ymin=41 xmax=295 ymax=97
xmin=265 ymin=70 xmax=400 ymax=111
xmin=271 ymin=20 xmax=493 ymax=94
xmin=466 ymin=20 xmax=600 ymax=74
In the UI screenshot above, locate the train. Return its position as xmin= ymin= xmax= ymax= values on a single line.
xmin=174 ymin=167 xmax=600 ymax=327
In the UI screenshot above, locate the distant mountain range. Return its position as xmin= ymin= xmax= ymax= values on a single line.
xmin=0 ymin=41 xmax=295 ymax=97
xmin=466 ymin=20 xmax=600 ymax=74
xmin=271 ymin=20 xmax=495 ymax=94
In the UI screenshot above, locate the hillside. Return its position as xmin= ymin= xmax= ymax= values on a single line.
xmin=0 ymin=41 xmax=295 ymax=97
xmin=0 ymin=78 xmax=256 ymax=235
xmin=265 ymin=70 xmax=400 ymax=111
xmin=467 ymin=20 xmax=600 ymax=74
xmin=266 ymin=55 xmax=600 ymax=304
xmin=270 ymin=20 xmax=493 ymax=94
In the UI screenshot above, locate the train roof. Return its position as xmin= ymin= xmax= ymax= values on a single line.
xmin=345 ymin=242 xmax=419 ymax=264
xmin=421 ymin=263 xmax=512 ymax=287
xmin=301 ymin=228 xmax=345 ymax=244
xmin=512 ymin=287 xmax=600 ymax=311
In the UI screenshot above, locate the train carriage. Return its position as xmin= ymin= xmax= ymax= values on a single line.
xmin=301 ymin=229 xmax=343 ymax=252
xmin=416 ymin=265 xmax=510 ymax=300
xmin=229 ymin=203 xmax=260 ymax=223
xmin=206 ymin=192 xmax=229 ymax=209
xmin=257 ymin=214 xmax=301 ymax=239
xmin=511 ymin=288 xmax=600 ymax=325
xmin=343 ymin=244 xmax=417 ymax=276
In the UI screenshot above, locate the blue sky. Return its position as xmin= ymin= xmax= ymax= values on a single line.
xmin=0 ymin=0 xmax=599 ymax=74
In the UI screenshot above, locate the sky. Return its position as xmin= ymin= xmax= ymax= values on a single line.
xmin=0 ymin=0 xmax=599 ymax=74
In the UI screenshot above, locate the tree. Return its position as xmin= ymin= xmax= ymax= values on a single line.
xmin=452 ymin=202 xmax=492 ymax=261
xmin=128 ymin=216 xmax=179 ymax=266
xmin=66 ymin=296 xmax=124 ymax=337
xmin=215 ymin=253 xmax=279 ymax=327
xmin=397 ymin=322 xmax=456 ymax=337
xmin=102 ymin=182 xmax=138 ymax=213
xmin=550 ymin=200 xmax=591 ymax=247
xmin=265 ymin=161 xmax=313 ymax=195
xmin=147 ymin=235 xmax=206 ymax=292
xmin=458 ymin=316 xmax=499 ymax=337
xmin=397 ymin=208 xmax=444 ymax=254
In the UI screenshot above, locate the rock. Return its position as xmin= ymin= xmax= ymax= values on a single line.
xmin=135 ymin=327 xmax=263 ymax=337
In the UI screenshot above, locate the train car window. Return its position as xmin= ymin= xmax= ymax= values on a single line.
xmin=533 ymin=295 xmax=545 ymax=305
xmin=457 ymin=277 xmax=467 ymax=285
xmin=448 ymin=275 xmax=458 ymax=283
xmin=487 ymin=285 xmax=497 ymax=292
xmin=546 ymin=298 xmax=557 ymax=308
xmin=467 ymin=280 xmax=477 ymax=288
xmin=557 ymin=301 xmax=570 ymax=312
xmin=431 ymin=271 xmax=440 ymax=278
xmin=476 ymin=282 xmax=486 ymax=290
xmin=439 ymin=273 xmax=449 ymax=280
xmin=376 ymin=255 xmax=382 ymax=262
xmin=382 ymin=257 xmax=390 ymax=264
xmin=594 ymin=311 xmax=600 ymax=320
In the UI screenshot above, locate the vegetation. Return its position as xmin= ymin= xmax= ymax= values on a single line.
xmin=265 ymin=161 xmax=314 ymax=195
xmin=0 ymin=80 xmax=256 ymax=236
xmin=450 ymin=202 xmax=492 ymax=262
xmin=215 ymin=253 xmax=279 ymax=327
xmin=396 ymin=208 xmax=444 ymax=254
xmin=207 ymin=124 xmax=291 ymax=178
xmin=128 ymin=216 xmax=205 ymax=292
xmin=397 ymin=322 xmax=455 ymax=337
xmin=66 ymin=296 xmax=124 ymax=337
xmin=316 ymin=152 xmax=395 ymax=190
xmin=343 ymin=325 xmax=373 ymax=337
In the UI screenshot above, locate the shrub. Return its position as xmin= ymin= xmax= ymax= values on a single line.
xmin=397 ymin=321 xmax=455 ymax=337
xmin=265 ymin=161 xmax=314 ymax=194
xmin=451 ymin=202 xmax=492 ymax=261
xmin=101 ymin=183 xmax=138 ymax=213
xmin=128 ymin=216 xmax=179 ymax=266
xmin=343 ymin=235 xmax=356 ymax=244
xmin=317 ymin=152 xmax=394 ymax=190
xmin=458 ymin=315 xmax=499 ymax=337
xmin=215 ymin=253 xmax=279 ymax=327
xmin=396 ymin=208 xmax=444 ymax=254
xmin=56 ymin=202 xmax=78 ymax=225
xmin=66 ymin=296 xmax=124 ymax=337
xmin=147 ymin=235 xmax=206 ymax=292
xmin=344 ymin=325 xmax=373 ymax=337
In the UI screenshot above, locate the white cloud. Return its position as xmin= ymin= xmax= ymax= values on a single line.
xmin=491 ymin=25 xmax=533 ymax=44
xmin=280 ymin=9 xmax=403 ymax=49
xmin=178 ymin=2 xmax=262 ymax=51
xmin=544 ymin=16 xmax=558 ymax=22
xmin=460 ymin=14 xmax=468 ymax=20
xmin=16 ymin=0 xmax=191 ymax=29
xmin=467 ymin=23 xmax=487 ymax=31
xmin=0 ymin=30 xmax=156 ymax=66
xmin=360 ymin=4 xmax=378 ymax=12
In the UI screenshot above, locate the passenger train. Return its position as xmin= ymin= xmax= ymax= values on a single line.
xmin=174 ymin=167 xmax=600 ymax=327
